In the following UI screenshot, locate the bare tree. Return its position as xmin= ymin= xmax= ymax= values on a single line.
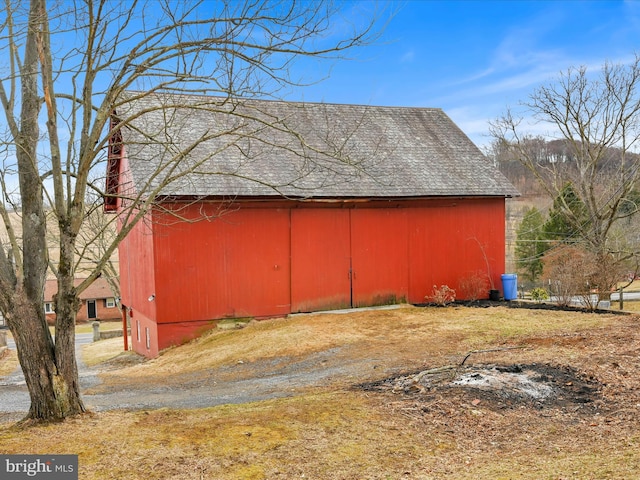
xmin=73 ymin=204 xmax=120 ymax=299
xmin=0 ymin=0 xmax=382 ymax=422
xmin=491 ymin=56 xmax=640 ymax=300
xmin=542 ymin=244 xmax=626 ymax=310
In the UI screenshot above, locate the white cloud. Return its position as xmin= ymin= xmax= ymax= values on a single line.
xmin=399 ymin=50 xmax=414 ymax=63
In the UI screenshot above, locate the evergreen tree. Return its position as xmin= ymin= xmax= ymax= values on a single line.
xmin=515 ymin=207 xmax=546 ymax=284
xmin=543 ymin=183 xmax=589 ymax=243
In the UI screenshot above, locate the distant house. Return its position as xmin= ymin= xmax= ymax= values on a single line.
xmin=44 ymin=277 xmax=120 ymax=324
xmin=106 ymin=92 xmax=519 ymax=357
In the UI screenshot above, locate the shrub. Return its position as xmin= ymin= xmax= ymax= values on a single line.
xmin=542 ymin=245 xmax=587 ymax=307
xmin=530 ymin=287 xmax=549 ymax=302
xmin=543 ymin=245 xmax=624 ymax=310
xmin=458 ymin=271 xmax=490 ymax=301
xmin=428 ymin=285 xmax=456 ymax=306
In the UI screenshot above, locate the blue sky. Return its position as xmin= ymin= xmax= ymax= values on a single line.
xmin=285 ymin=0 xmax=640 ymax=149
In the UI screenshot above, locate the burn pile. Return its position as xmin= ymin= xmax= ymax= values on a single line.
xmin=360 ymin=363 xmax=601 ymax=412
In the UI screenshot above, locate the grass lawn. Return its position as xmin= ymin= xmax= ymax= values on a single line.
xmin=1 ymin=305 xmax=639 ymax=479
xmin=618 ymin=299 xmax=640 ymax=312
xmin=0 ymin=320 xmax=124 ymax=372
xmin=0 ymin=349 xmax=16 ymax=377
xmin=75 ymin=320 xmax=123 ymax=335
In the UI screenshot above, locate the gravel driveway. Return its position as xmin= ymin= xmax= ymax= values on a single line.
xmin=0 ymin=341 xmax=387 ymax=423
xmin=0 ymin=334 xmax=103 ymax=421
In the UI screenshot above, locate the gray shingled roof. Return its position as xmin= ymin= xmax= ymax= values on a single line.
xmin=115 ymin=91 xmax=519 ymax=199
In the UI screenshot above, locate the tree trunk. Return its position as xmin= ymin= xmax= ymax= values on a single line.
xmin=54 ymin=232 xmax=86 ymax=418
xmin=6 ymin=289 xmax=84 ymax=421
xmin=53 ymin=282 xmax=86 ymax=418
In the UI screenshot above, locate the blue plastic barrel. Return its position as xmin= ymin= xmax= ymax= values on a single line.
xmin=501 ymin=274 xmax=518 ymax=300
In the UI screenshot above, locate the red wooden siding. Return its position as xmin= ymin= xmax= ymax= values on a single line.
xmin=130 ymin=311 xmax=159 ymax=358
xmin=104 ymin=121 xmax=123 ymax=212
xmin=118 ymin=211 xmax=157 ymax=322
xmin=119 ymin=197 xmax=507 ymax=357
xmin=407 ymin=198 xmax=505 ymax=302
xmin=290 ymin=207 xmax=412 ymax=311
xmin=291 ymin=208 xmax=351 ymax=312
xmin=351 ymin=208 xmax=409 ymax=307
xmin=152 ymin=206 xmax=291 ymax=323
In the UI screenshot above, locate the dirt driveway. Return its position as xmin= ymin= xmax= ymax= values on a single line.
xmin=83 ymin=345 xmax=378 ymax=412
xmin=1 ymin=306 xmax=414 ymax=419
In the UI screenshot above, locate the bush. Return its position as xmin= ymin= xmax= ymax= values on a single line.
xmin=543 ymin=245 xmax=624 ymax=310
xmin=458 ymin=271 xmax=489 ymax=301
xmin=530 ymin=287 xmax=549 ymax=302
xmin=542 ymin=245 xmax=588 ymax=307
xmin=428 ymin=285 xmax=456 ymax=306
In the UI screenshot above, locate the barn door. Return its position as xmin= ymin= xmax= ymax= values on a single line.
xmin=291 ymin=207 xmax=409 ymax=312
xmin=290 ymin=209 xmax=351 ymax=312
xmin=350 ymin=209 xmax=409 ymax=307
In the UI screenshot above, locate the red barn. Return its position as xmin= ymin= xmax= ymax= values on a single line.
xmin=107 ymin=92 xmax=518 ymax=358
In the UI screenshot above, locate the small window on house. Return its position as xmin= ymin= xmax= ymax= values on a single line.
xmin=136 ymin=320 xmax=141 ymax=342
xmin=145 ymin=327 xmax=150 ymax=350
xmin=105 ymin=298 xmax=116 ymax=308
xmin=44 ymin=303 xmax=53 ymax=314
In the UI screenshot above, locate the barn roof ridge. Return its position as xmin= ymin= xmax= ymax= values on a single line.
xmin=120 ymin=89 xmax=445 ymax=113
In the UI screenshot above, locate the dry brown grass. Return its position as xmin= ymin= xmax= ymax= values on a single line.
xmin=0 ymin=392 xmax=431 ymax=479
xmin=82 ymin=337 xmax=128 ymax=367
xmin=619 ymin=299 xmax=640 ymax=312
xmin=75 ymin=320 xmax=122 ymax=335
xmin=0 ymin=390 xmax=638 ymax=479
xmin=0 ymin=349 xmax=17 ymax=376
xmin=2 ymin=305 xmax=640 ymax=479
xmin=105 ymin=305 xmax=609 ymax=382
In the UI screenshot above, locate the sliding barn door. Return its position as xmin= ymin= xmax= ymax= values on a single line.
xmin=290 ymin=209 xmax=352 ymax=312
xmin=351 ymin=209 xmax=409 ymax=307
